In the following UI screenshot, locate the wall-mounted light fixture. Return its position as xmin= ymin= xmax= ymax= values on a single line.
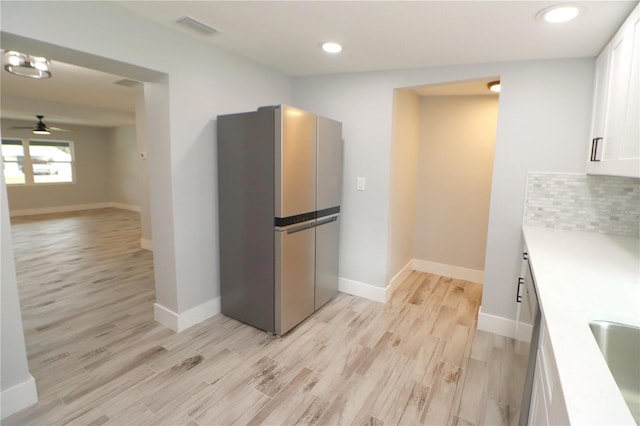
xmin=487 ymin=81 xmax=501 ymax=93
xmin=4 ymin=51 xmax=51 ymax=79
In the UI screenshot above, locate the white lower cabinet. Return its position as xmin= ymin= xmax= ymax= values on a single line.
xmin=528 ymin=316 xmax=569 ymax=425
xmin=530 ymin=356 xmax=550 ymax=426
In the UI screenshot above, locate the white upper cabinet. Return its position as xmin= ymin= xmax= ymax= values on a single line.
xmin=588 ymin=4 xmax=640 ymax=178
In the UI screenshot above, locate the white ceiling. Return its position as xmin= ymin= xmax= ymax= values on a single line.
xmin=1 ymin=1 xmax=637 ymax=126
xmin=1 ymin=57 xmax=138 ymax=127
xmin=119 ymin=1 xmax=638 ymax=76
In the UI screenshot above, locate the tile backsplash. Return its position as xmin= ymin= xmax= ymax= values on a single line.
xmin=524 ymin=172 xmax=640 ymax=237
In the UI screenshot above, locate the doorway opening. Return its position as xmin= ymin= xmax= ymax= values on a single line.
xmin=388 ymin=77 xmax=500 ymax=285
xmin=1 ymin=34 xmax=171 ymax=408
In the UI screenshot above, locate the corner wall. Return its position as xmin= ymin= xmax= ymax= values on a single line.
xmin=1 ymin=176 xmax=37 ymax=419
xmin=413 ymin=95 xmax=498 ymax=279
xmin=294 ymin=74 xmax=396 ymax=290
xmin=481 ymin=60 xmax=592 ymax=323
xmin=387 ymin=90 xmax=420 ymax=288
xmin=135 ymin=86 xmax=153 ymax=247
xmin=108 ymin=125 xmax=140 ymax=209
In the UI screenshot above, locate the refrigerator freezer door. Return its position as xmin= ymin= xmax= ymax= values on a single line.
xmin=217 ymin=109 xmax=275 ymax=333
xmin=314 ymin=215 xmax=340 ymax=310
xmin=275 ymin=225 xmax=316 ymax=335
xmin=317 ymin=116 xmax=343 ymax=212
xmin=275 ymin=105 xmax=317 ymax=219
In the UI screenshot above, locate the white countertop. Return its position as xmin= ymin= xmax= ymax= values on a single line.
xmin=523 ymin=226 xmax=640 ymax=425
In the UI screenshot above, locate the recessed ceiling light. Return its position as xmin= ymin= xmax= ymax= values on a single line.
xmin=487 ymin=81 xmax=501 ymax=93
xmin=538 ymin=4 xmax=582 ymax=23
xmin=322 ymin=42 xmax=342 ymax=54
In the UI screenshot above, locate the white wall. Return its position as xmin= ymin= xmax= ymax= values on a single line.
xmin=293 ymin=74 xmax=396 ymax=288
xmin=108 ymin=125 xmax=140 ymax=208
xmin=482 ymin=61 xmax=592 ymax=320
xmin=1 ymin=176 xmax=38 ymax=418
xmin=387 ymin=90 xmax=420 ymax=282
xmin=414 ymin=95 xmax=498 ymax=272
xmin=1 ymin=1 xmax=292 ymax=326
xmin=294 ymin=58 xmax=593 ymax=322
xmin=135 ymin=87 xmax=152 ymax=244
xmin=2 ymin=119 xmax=110 ymax=212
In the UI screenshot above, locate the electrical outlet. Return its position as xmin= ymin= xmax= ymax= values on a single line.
xmin=357 ymin=177 xmax=366 ymax=191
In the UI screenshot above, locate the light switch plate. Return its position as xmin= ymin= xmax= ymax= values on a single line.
xmin=357 ymin=177 xmax=366 ymax=191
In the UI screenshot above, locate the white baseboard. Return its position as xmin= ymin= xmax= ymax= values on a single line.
xmin=413 ymin=259 xmax=483 ymax=284
xmin=516 ymin=322 xmax=533 ymax=343
xmin=10 ymin=202 xmax=141 ymax=217
xmin=339 ymin=258 xmax=481 ymax=305
xmin=154 ymin=298 xmax=221 ymax=332
xmin=110 ymin=203 xmax=141 ymax=212
xmin=10 ymin=202 xmax=111 ymax=217
xmin=0 ymin=375 xmax=38 ymax=419
xmin=140 ymin=238 xmax=153 ymax=251
xmin=153 ymin=303 xmax=178 ymax=331
xmin=477 ymin=305 xmax=517 ymax=339
xmin=387 ymin=260 xmax=413 ymax=300
xmin=338 ymin=277 xmax=386 ymax=303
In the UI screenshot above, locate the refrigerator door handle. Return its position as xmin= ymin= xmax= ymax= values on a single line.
xmin=276 ymin=213 xmax=339 ymax=233
xmin=313 ymin=215 xmax=338 ymax=227
xmin=285 ymin=222 xmax=316 ymax=234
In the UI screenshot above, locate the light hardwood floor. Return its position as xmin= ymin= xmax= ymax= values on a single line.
xmin=6 ymin=208 xmax=528 ymax=425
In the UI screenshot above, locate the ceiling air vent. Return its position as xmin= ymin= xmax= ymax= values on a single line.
xmin=114 ymin=79 xmax=140 ymax=87
xmin=176 ymin=16 xmax=218 ymax=36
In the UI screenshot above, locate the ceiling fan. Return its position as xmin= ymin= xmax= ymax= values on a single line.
xmin=9 ymin=115 xmax=71 ymax=135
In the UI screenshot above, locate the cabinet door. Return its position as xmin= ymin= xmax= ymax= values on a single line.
xmin=590 ymin=5 xmax=640 ymax=177
xmin=516 ymin=254 xmax=536 ymax=342
xmin=587 ymin=46 xmax=611 ymax=174
xmin=620 ymin=12 xmax=640 ymax=163
xmin=602 ymin=25 xmax=633 ymax=162
xmin=529 ymin=355 xmax=550 ymax=426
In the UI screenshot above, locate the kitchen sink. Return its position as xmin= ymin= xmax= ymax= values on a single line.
xmin=589 ymin=320 xmax=640 ymax=424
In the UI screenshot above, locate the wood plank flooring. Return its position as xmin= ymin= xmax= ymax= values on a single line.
xmin=5 ymin=208 xmax=529 ymax=425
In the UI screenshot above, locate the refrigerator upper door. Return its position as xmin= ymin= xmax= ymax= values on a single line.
xmin=314 ymin=215 xmax=340 ymax=310
xmin=317 ymin=116 xmax=343 ymax=212
xmin=275 ymin=224 xmax=316 ymax=335
xmin=275 ymin=105 xmax=317 ymax=219
xmin=217 ymin=109 xmax=275 ymax=333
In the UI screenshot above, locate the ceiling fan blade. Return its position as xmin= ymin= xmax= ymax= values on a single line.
xmin=8 ymin=117 xmax=72 ymax=133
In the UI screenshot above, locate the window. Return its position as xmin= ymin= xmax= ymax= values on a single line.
xmin=1 ymin=139 xmax=26 ymax=184
xmin=29 ymin=140 xmax=74 ymax=183
xmin=1 ymin=139 xmax=74 ymax=185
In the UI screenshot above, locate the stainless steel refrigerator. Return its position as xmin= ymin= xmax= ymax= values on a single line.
xmin=217 ymin=105 xmax=343 ymax=335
